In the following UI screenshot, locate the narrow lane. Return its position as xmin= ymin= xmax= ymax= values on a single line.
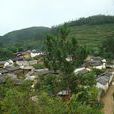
xmin=101 ymin=85 xmax=114 ymax=114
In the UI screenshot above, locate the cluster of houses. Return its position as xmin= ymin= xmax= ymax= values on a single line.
xmin=0 ymin=50 xmax=45 ymax=85
xmin=14 ymin=49 xmax=44 ymax=61
xmin=58 ymin=56 xmax=114 ymax=100
xmin=74 ymin=56 xmax=114 ymax=92
xmin=0 ymin=50 xmax=114 ymax=101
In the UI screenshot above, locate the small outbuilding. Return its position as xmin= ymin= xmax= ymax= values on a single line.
xmin=57 ymin=90 xmax=71 ymax=101
xmin=96 ymin=72 xmax=114 ymax=93
xmin=84 ymin=56 xmax=106 ymax=70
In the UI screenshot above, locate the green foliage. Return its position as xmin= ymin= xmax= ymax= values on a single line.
xmin=0 ymin=79 xmax=39 ymax=114
xmin=0 ymin=48 xmax=14 ymax=60
xmin=0 ymin=75 xmax=103 ymax=114
xmin=44 ymin=24 xmax=87 ymax=71
xmin=37 ymin=92 xmax=103 ymax=114
xmin=0 ymin=27 xmax=50 ymax=50
xmin=42 ymin=25 xmax=102 ymax=113
xmin=36 ymin=92 xmax=67 ymax=114
xmin=35 ymin=74 xmax=64 ymax=94
xmin=101 ymin=37 xmax=114 ymax=59
xmin=93 ymin=69 xmax=105 ymax=75
xmin=68 ymin=94 xmax=103 ymax=114
xmin=70 ymin=71 xmax=96 ymax=93
xmin=33 ymin=64 xmax=45 ymax=69
xmin=44 ymin=24 xmax=88 ymax=92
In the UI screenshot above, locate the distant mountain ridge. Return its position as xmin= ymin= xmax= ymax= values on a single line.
xmin=3 ymin=26 xmax=50 ymax=37
xmin=0 ymin=26 xmax=50 ymax=49
xmin=0 ymin=15 xmax=114 ymax=50
xmin=67 ymin=15 xmax=114 ymax=26
xmin=52 ymin=15 xmax=114 ymax=48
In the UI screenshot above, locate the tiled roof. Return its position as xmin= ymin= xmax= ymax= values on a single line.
xmin=96 ymin=72 xmax=113 ymax=85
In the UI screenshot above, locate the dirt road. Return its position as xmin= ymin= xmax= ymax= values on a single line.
xmin=101 ymin=85 xmax=114 ymax=114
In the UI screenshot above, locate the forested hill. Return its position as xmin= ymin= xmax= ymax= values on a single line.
xmin=0 ymin=27 xmax=50 ymax=49
xmin=67 ymin=15 xmax=114 ymax=26
xmin=53 ymin=15 xmax=114 ymax=48
xmin=0 ymin=15 xmax=114 ymax=50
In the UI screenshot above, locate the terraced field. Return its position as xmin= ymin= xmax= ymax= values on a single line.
xmin=69 ymin=23 xmax=114 ymax=48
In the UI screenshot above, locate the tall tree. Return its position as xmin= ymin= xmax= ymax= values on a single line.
xmin=44 ymin=24 xmax=88 ymax=91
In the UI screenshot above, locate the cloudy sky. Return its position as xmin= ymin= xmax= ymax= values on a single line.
xmin=0 ymin=0 xmax=114 ymax=35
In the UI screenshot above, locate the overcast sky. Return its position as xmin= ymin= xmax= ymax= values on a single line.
xmin=0 ymin=0 xmax=114 ymax=35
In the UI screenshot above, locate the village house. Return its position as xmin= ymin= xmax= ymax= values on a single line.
xmin=0 ymin=74 xmax=5 ymax=84
xmin=21 ymin=66 xmax=34 ymax=72
xmin=106 ymin=64 xmax=114 ymax=69
xmin=0 ymin=59 xmax=14 ymax=69
xmin=84 ymin=56 xmax=106 ymax=70
xmin=5 ymin=66 xmax=20 ymax=73
xmin=0 ymin=61 xmax=6 ymax=68
xmin=25 ymin=68 xmax=49 ymax=81
xmin=96 ymin=72 xmax=114 ymax=93
xmin=16 ymin=60 xmax=37 ymax=67
xmin=74 ymin=67 xmax=91 ymax=75
xmin=30 ymin=50 xmax=44 ymax=58
xmin=16 ymin=60 xmax=37 ymax=74
xmin=0 ymin=70 xmax=21 ymax=85
xmin=16 ymin=61 xmax=29 ymax=66
xmin=0 ymin=69 xmax=8 ymax=75
xmin=6 ymin=73 xmax=17 ymax=79
xmin=4 ymin=59 xmax=14 ymax=68
xmin=29 ymin=60 xmax=38 ymax=65
xmin=15 ymin=50 xmax=31 ymax=60
xmin=32 ymin=68 xmax=51 ymax=77
xmin=0 ymin=66 xmax=22 ymax=77
xmin=57 ymin=90 xmax=71 ymax=101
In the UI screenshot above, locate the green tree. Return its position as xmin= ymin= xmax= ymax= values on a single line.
xmin=44 ymin=24 xmax=88 ymax=91
xmin=68 ymin=94 xmax=103 ymax=114
xmin=101 ymin=37 xmax=114 ymax=59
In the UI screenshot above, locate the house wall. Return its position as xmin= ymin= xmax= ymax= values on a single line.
xmin=109 ymin=75 xmax=114 ymax=84
xmin=23 ymin=54 xmax=31 ymax=59
xmin=29 ymin=60 xmax=37 ymax=65
xmin=16 ymin=61 xmax=29 ymax=66
xmin=74 ymin=67 xmax=85 ymax=74
xmin=96 ymin=82 xmax=108 ymax=92
xmin=0 ymin=64 xmax=4 ymax=68
xmin=97 ymin=89 xmax=104 ymax=101
xmin=93 ymin=65 xmax=105 ymax=70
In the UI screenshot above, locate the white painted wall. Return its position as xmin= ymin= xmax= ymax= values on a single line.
xmin=93 ymin=63 xmax=106 ymax=70
xmin=74 ymin=67 xmax=85 ymax=74
xmin=96 ymin=82 xmax=108 ymax=92
xmin=74 ymin=67 xmax=91 ymax=75
xmin=30 ymin=52 xmax=43 ymax=58
xmin=4 ymin=59 xmax=14 ymax=68
xmin=16 ymin=61 xmax=29 ymax=66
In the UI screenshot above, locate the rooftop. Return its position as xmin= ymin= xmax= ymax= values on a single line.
xmin=96 ymin=72 xmax=113 ymax=85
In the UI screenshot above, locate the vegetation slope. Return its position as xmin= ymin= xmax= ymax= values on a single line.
xmin=65 ymin=15 xmax=114 ymax=48
xmin=0 ymin=15 xmax=114 ymax=49
xmin=0 ymin=15 xmax=114 ymax=60
xmin=0 ymin=27 xmax=50 ymax=49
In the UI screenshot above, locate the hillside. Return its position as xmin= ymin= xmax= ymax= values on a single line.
xmin=0 ymin=15 xmax=114 ymax=50
xmin=67 ymin=15 xmax=114 ymax=26
xmin=69 ymin=23 xmax=114 ymax=48
xmin=53 ymin=15 xmax=114 ymax=48
xmin=0 ymin=27 xmax=50 ymax=49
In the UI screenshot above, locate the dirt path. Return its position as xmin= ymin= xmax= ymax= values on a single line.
xmin=101 ymin=85 xmax=114 ymax=114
